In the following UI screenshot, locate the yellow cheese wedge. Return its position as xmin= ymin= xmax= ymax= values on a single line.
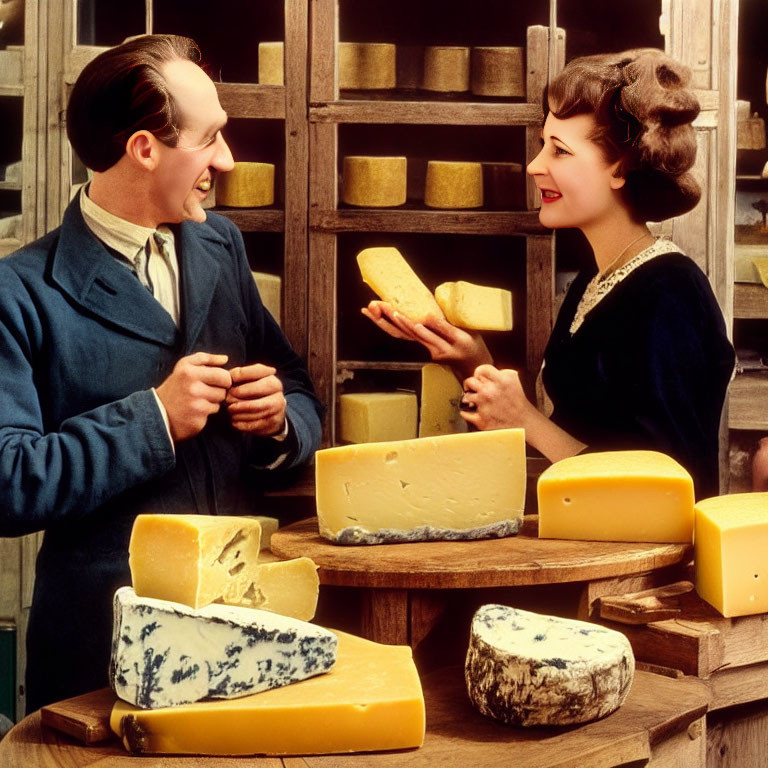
xmin=258 ymin=41 xmax=284 ymax=85
xmin=110 ymin=630 xmax=425 ymax=756
xmin=339 ymin=392 xmax=418 ymax=443
xmin=129 ymin=514 xmax=262 ymax=609
xmin=338 ymin=43 xmax=396 ymax=90
xmin=357 ymin=246 xmax=445 ymax=323
xmin=216 ymin=162 xmax=275 ymax=207
xmin=315 ymin=429 xmax=526 ymax=544
xmin=752 ymin=257 xmax=768 ymax=289
xmin=422 ymin=46 xmax=470 ymax=92
xmin=342 ymin=156 xmax=407 ymax=207
xmin=470 ymin=46 xmax=525 ymax=97
xmin=424 ymin=161 xmax=483 ymax=208
xmin=537 ymin=451 xmax=695 ymax=543
xmin=251 ymin=271 xmax=281 ymax=325
xmin=418 ymin=363 xmax=467 ymax=437
xmin=434 ymin=280 xmax=513 ymax=331
xmin=694 ymin=492 xmax=768 ymax=617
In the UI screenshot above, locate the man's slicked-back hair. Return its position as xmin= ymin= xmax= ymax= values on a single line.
xmin=66 ymin=34 xmax=201 ymax=172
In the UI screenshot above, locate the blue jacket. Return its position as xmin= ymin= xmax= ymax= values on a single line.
xmin=0 ymin=199 xmax=323 ymax=711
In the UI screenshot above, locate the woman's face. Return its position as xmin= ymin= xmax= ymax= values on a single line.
xmin=527 ymin=111 xmax=625 ymax=232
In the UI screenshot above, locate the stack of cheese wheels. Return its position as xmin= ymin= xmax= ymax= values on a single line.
xmin=422 ymin=46 xmax=470 ymax=92
xmin=470 ymin=47 xmax=525 ymax=97
xmin=342 ymin=156 xmax=407 ymax=207
xmin=338 ymin=42 xmax=396 ymax=90
xmin=258 ymin=41 xmax=284 ymax=85
xmin=216 ymin=162 xmax=275 ymax=207
xmin=425 ymin=160 xmax=483 ymax=208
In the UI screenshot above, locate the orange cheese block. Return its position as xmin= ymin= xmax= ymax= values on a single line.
xmin=110 ymin=630 xmax=425 ymax=756
xmin=694 ymin=492 xmax=768 ymax=617
xmin=538 ymin=451 xmax=695 ymax=543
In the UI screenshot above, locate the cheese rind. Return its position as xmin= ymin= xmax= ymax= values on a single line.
xmin=109 ymin=587 xmax=337 ymax=709
xmin=315 ymin=429 xmax=526 ymax=544
xmin=424 ymin=161 xmax=483 ymax=209
xmin=342 ymin=156 xmax=407 ymax=207
xmin=434 ymin=280 xmax=513 ymax=330
xmin=357 ymin=246 xmax=444 ymax=323
xmin=422 ymin=46 xmax=470 ymax=92
xmin=537 ymin=451 xmax=695 ymax=543
xmin=110 ymin=630 xmax=425 ymax=755
xmin=338 ymin=43 xmax=396 ymax=90
xmin=694 ymin=492 xmax=768 ymax=617
xmin=216 ymin=162 xmax=275 ymax=207
xmin=339 ymin=391 xmax=418 ymax=443
xmin=465 ymin=604 xmax=635 ymax=726
xmin=418 ymin=363 xmax=468 ymax=437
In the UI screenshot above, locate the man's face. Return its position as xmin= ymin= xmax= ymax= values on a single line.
xmin=152 ymin=59 xmax=235 ymax=224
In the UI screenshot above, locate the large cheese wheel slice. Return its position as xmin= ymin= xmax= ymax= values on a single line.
xmin=424 ymin=161 xmax=483 ymax=208
xmin=216 ymin=162 xmax=275 ymax=207
xmin=434 ymin=280 xmax=513 ymax=330
xmin=466 ymin=604 xmax=634 ymax=726
xmin=694 ymin=492 xmax=768 ymax=617
xmin=537 ymin=450 xmax=694 ymax=543
xmin=342 ymin=156 xmax=407 ymax=207
xmin=315 ymin=429 xmax=526 ymax=544
xmin=339 ymin=391 xmax=418 ymax=443
xmin=109 ymin=586 xmax=337 ymax=709
xmin=418 ymin=363 xmax=468 ymax=437
xmin=357 ymin=246 xmax=444 ymax=323
xmin=110 ymin=630 xmax=425 ymax=755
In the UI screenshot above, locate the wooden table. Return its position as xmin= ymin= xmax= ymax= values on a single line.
xmin=0 ymin=669 xmax=709 ymax=767
xmin=272 ymin=516 xmax=693 ymax=654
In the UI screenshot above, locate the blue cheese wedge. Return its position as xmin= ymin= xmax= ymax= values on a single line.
xmin=110 ymin=587 xmax=337 ymax=709
xmin=465 ymin=604 xmax=634 ymax=726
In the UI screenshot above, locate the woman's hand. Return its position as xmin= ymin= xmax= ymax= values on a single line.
xmin=361 ymin=301 xmax=492 ymax=379
xmin=460 ymin=365 xmax=534 ymax=431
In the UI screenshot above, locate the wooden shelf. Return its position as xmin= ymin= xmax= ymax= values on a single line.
xmin=0 ymin=181 xmax=22 ymax=191
xmin=311 ymin=209 xmax=545 ymax=235
xmin=215 ymin=82 xmax=285 ymax=120
xmin=728 ymin=372 xmax=768 ymax=430
xmin=734 ymin=283 xmax=768 ymax=318
xmin=214 ymin=208 xmax=285 ymax=232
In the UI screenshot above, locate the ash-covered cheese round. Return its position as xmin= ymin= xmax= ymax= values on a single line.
xmin=465 ymin=604 xmax=634 ymax=726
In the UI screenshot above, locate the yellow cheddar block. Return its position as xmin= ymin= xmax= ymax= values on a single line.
xmin=434 ymin=280 xmax=513 ymax=331
xmin=357 ymin=246 xmax=445 ymax=323
xmin=216 ymin=162 xmax=275 ymax=207
xmin=316 ymin=429 xmax=526 ymax=544
xmin=110 ymin=630 xmax=425 ymax=756
xmin=342 ymin=156 xmax=407 ymax=207
xmin=694 ymin=492 xmax=768 ymax=617
xmin=339 ymin=392 xmax=418 ymax=444
xmin=418 ymin=363 xmax=468 ymax=437
xmin=424 ymin=161 xmax=483 ymax=208
xmin=538 ymin=451 xmax=695 ymax=543
xmin=257 ymin=41 xmax=284 ymax=85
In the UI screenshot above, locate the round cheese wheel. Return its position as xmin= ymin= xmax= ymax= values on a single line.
xmin=216 ymin=162 xmax=275 ymax=208
xmin=470 ymin=47 xmax=525 ymax=97
xmin=258 ymin=42 xmax=284 ymax=86
xmin=422 ymin=46 xmax=470 ymax=92
xmin=338 ymin=43 xmax=396 ymax=90
xmin=342 ymin=156 xmax=407 ymax=207
xmin=424 ymin=161 xmax=483 ymax=209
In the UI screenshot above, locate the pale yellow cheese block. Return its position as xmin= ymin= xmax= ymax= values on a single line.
xmin=250 ymin=514 xmax=279 ymax=550
xmin=424 ymin=160 xmax=483 ymax=208
xmin=342 ymin=156 xmax=407 ymax=207
xmin=258 ymin=41 xmax=284 ymax=85
xmin=338 ymin=42 xmax=396 ymax=90
xmin=422 ymin=46 xmax=470 ymax=92
xmin=216 ymin=162 xmax=275 ymax=207
xmin=538 ymin=451 xmax=695 ymax=543
xmin=357 ymin=246 xmax=445 ymax=323
xmin=251 ymin=271 xmax=281 ymax=325
xmin=418 ymin=363 xmax=468 ymax=437
xmin=694 ymin=492 xmax=768 ymax=617
xmin=434 ymin=280 xmax=513 ymax=330
xmin=315 ymin=429 xmax=526 ymax=544
xmin=752 ymin=257 xmax=768 ymax=289
xmin=470 ymin=46 xmax=525 ymax=97
xmin=110 ymin=630 xmax=425 ymax=756
xmin=339 ymin=392 xmax=418 ymax=443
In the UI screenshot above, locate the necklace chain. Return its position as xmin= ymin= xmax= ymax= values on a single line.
xmin=599 ymin=231 xmax=652 ymax=281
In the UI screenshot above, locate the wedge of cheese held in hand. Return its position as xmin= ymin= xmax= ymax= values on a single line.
xmin=435 ymin=280 xmax=513 ymax=331
xmin=357 ymin=246 xmax=444 ymax=323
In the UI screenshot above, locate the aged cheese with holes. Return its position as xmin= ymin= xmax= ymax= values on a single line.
xmin=110 ymin=630 xmax=425 ymax=755
xmin=129 ymin=514 xmax=263 ymax=609
xmin=109 ymin=587 xmax=337 ymax=709
xmin=251 ymin=271 xmax=281 ymax=325
xmin=466 ymin=604 xmax=634 ymax=726
xmin=216 ymin=162 xmax=274 ymax=207
xmin=315 ymin=429 xmax=526 ymax=544
xmin=418 ymin=363 xmax=467 ymax=437
xmin=357 ymin=246 xmax=444 ymax=323
xmin=338 ymin=43 xmax=396 ymax=90
xmin=694 ymin=492 xmax=768 ymax=617
xmin=258 ymin=42 xmax=284 ymax=85
xmin=424 ymin=161 xmax=483 ymax=208
xmin=342 ymin=156 xmax=407 ymax=207
xmin=339 ymin=392 xmax=418 ymax=444
xmin=435 ymin=280 xmax=513 ymax=330
xmin=538 ymin=451 xmax=694 ymax=543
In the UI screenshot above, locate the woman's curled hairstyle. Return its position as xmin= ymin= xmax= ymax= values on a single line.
xmin=545 ymin=48 xmax=701 ymax=222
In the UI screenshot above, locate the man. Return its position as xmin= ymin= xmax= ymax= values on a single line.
xmin=0 ymin=35 xmax=323 ymax=712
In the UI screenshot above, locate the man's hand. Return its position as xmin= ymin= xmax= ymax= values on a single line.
xmin=226 ymin=363 xmax=287 ymax=437
xmin=155 ymin=352 xmax=232 ymax=442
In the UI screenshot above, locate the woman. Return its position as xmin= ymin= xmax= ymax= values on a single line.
xmin=363 ymin=49 xmax=734 ymax=498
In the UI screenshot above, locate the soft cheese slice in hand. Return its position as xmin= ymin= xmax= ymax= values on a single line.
xmin=465 ymin=604 xmax=634 ymax=726
xmin=110 ymin=586 xmax=337 ymax=709
xmin=434 ymin=280 xmax=513 ymax=330
xmin=357 ymin=246 xmax=445 ymax=323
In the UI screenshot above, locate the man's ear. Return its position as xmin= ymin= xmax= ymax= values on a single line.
xmin=609 ymin=161 xmax=626 ymax=191
xmin=125 ymin=130 xmax=159 ymax=171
